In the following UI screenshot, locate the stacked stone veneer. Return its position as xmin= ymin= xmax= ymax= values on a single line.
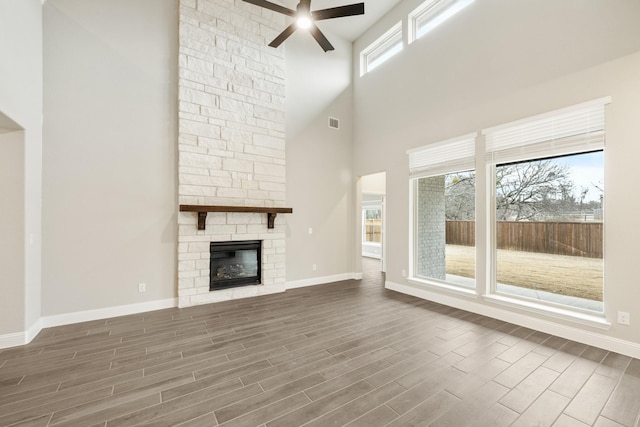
xmin=177 ymin=0 xmax=287 ymax=308
xmin=417 ymin=176 xmax=446 ymax=279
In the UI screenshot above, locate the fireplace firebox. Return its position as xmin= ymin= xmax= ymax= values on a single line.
xmin=210 ymin=240 xmax=261 ymax=291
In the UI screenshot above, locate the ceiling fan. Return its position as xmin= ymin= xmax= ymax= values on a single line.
xmin=243 ymin=0 xmax=365 ymax=52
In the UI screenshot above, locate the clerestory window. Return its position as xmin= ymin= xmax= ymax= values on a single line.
xmin=360 ymin=22 xmax=403 ymax=76
xmin=409 ymin=0 xmax=475 ymax=43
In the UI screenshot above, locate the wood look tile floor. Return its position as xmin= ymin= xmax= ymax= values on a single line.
xmin=1 ymin=258 xmax=639 ymax=427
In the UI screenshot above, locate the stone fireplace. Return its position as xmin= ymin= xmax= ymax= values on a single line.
xmin=177 ymin=0 xmax=287 ymax=308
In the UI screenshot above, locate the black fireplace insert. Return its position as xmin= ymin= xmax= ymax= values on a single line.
xmin=209 ymin=240 xmax=261 ymax=291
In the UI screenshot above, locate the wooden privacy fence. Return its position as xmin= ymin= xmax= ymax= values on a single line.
xmin=446 ymin=220 xmax=603 ymax=259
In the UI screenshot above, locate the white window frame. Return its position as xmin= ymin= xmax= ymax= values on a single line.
xmin=360 ymin=22 xmax=403 ymax=76
xmin=409 ymin=0 xmax=475 ymax=44
xmin=484 ymin=97 xmax=610 ymax=316
xmin=408 ymin=133 xmax=478 ymax=295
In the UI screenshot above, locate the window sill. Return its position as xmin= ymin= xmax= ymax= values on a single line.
xmin=483 ymin=294 xmax=610 ymax=330
xmin=407 ymin=277 xmax=477 ymax=298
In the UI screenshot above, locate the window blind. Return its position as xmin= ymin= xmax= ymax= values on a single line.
xmin=408 ymin=133 xmax=477 ymax=178
xmin=484 ymin=97 xmax=610 ymax=165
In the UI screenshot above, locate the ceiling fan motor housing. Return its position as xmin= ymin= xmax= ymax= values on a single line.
xmin=243 ymin=0 xmax=365 ymax=52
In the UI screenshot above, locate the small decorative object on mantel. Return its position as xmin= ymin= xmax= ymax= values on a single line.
xmin=179 ymin=205 xmax=293 ymax=231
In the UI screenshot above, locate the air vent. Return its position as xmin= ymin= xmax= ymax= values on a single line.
xmin=328 ymin=117 xmax=340 ymax=130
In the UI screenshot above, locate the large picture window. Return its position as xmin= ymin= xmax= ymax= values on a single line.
xmin=494 ymin=152 xmax=604 ymax=311
xmin=485 ymin=98 xmax=608 ymax=312
xmin=408 ymin=99 xmax=608 ymax=317
xmin=414 ymin=171 xmax=476 ymax=288
xmin=409 ymin=134 xmax=476 ymax=290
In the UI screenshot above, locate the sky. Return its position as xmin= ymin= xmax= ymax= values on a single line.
xmin=555 ymin=151 xmax=604 ymax=202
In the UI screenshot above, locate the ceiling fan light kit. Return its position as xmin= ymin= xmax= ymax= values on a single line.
xmin=243 ymin=0 xmax=365 ymax=52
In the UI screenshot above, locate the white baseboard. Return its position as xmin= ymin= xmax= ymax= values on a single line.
xmin=386 ymin=280 xmax=640 ymax=359
xmin=287 ymin=272 xmax=361 ymax=289
xmin=0 ymin=331 xmax=28 ymax=349
xmin=25 ymin=318 xmax=43 ymax=343
xmin=0 ymin=298 xmax=178 ymax=349
xmin=41 ymin=298 xmax=178 ymax=329
xmin=0 ymin=318 xmax=44 ymax=349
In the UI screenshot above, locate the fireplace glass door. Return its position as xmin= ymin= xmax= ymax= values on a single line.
xmin=209 ymin=240 xmax=261 ymax=291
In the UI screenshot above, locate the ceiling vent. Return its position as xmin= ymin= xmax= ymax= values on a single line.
xmin=328 ymin=117 xmax=340 ymax=130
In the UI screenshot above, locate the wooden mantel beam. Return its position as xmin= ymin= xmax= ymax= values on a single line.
xmin=179 ymin=205 xmax=293 ymax=231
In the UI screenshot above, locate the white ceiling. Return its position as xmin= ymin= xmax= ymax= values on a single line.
xmin=40 ymin=1 xmax=402 ymax=42
xmin=281 ymin=0 xmax=403 ymax=41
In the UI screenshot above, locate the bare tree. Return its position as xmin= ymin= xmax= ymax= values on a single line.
xmin=592 ymin=180 xmax=604 ymax=204
xmin=443 ymin=159 xmax=594 ymax=221
xmin=495 ymin=160 xmax=573 ymax=221
xmin=445 ymin=172 xmax=475 ymax=220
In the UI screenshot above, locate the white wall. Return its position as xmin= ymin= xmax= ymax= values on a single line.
xmin=353 ymin=0 xmax=640 ymax=351
xmin=286 ymin=32 xmax=356 ymax=284
xmin=0 ymin=131 xmax=25 ymax=335
xmin=0 ymin=0 xmax=43 ymax=340
xmin=42 ymin=0 xmax=178 ymax=316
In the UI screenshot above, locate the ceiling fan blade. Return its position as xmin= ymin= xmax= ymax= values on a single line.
xmin=309 ymin=23 xmax=334 ymax=52
xmin=312 ymin=3 xmax=364 ymax=21
xmin=242 ymin=0 xmax=296 ymax=17
xmin=269 ymin=22 xmax=298 ymax=48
